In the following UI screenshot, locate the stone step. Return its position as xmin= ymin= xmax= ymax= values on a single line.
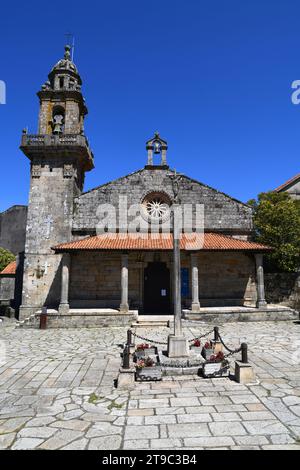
xmin=131 ymin=321 xmax=170 ymax=328
xmin=132 ymin=314 xmax=173 ymax=328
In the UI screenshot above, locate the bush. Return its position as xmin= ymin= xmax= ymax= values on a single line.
xmin=248 ymin=192 xmax=300 ymax=272
xmin=0 ymin=247 xmax=15 ymax=272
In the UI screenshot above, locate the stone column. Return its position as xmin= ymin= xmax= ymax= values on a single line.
xmin=120 ymin=253 xmax=129 ymax=313
xmin=190 ymin=253 xmax=201 ymax=312
xmin=168 ymin=206 xmax=189 ymax=357
xmin=58 ymin=253 xmax=70 ymax=313
xmin=255 ymin=253 xmax=267 ymax=308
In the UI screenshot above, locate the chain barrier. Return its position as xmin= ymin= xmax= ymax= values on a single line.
xmin=131 ymin=331 xmax=168 ymax=345
xmin=217 ymin=331 xmax=242 ymax=356
xmin=187 ymin=328 xmax=215 ymax=343
xmin=131 ymin=329 xmax=215 ymax=346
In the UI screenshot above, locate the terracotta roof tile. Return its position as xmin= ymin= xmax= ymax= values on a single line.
xmin=53 ymin=232 xmax=271 ymax=252
xmin=0 ymin=260 xmax=17 ymax=275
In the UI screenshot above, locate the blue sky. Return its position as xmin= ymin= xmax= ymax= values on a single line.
xmin=1 ymin=0 xmax=300 ymax=212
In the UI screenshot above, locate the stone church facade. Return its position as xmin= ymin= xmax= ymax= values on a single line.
xmin=3 ymin=46 xmax=275 ymax=326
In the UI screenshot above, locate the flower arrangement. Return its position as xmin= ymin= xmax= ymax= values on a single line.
xmin=136 ymin=357 xmax=155 ymax=369
xmin=136 ymin=343 xmax=150 ymax=351
xmin=208 ymin=351 xmax=225 ymax=363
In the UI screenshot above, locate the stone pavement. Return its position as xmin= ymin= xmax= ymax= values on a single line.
xmin=0 ymin=320 xmax=300 ymax=450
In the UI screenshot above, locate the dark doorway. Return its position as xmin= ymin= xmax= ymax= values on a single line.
xmin=143 ymin=262 xmax=171 ymax=314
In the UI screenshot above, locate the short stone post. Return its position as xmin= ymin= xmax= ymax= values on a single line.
xmin=118 ymin=340 xmax=135 ymax=389
xmin=120 ymin=253 xmax=129 ymax=313
xmin=127 ymin=329 xmax=135 ymax=354
xmin=39 ymin=306 xmax=47 ymax=330
xmin=58 ymin=254 xmax=70 ymax=314
xmin=190 ymin=253 xmax=201 ymax=313
xmin=235 ymin=342 xmax=256 ymax=384
xmin=255 ymin=253 xmax=267 ymax=309
xmin=211 ymin=326 xmax=223 ymax=353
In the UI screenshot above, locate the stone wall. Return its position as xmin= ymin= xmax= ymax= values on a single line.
xmin=0 ymin=276 xmax=15 ymax=301
xmin=0 ymin=205 xmax=27 ymax=255
xmin=68 ymin=251 xmax=257 ymax=310
xmin=265 ymin=272 xmax=300 ymax=310
xmin=73 ymin=168 xmax=253 ymax=235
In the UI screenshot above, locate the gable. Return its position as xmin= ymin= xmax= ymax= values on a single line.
xmin=275 ymin=173 xmax=300 ymax=197
xmin=72 ymin=168 xmax=252 ymax=234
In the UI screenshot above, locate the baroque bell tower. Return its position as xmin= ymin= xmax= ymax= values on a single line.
xmin=19 ymin=45 xmax=94 ymax=319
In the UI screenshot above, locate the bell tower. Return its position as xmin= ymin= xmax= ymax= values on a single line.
xmin=19 ymin=45 xmax=94 ymax=319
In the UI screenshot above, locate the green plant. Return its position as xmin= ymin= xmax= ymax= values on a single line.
xmin=249 ymin=192 xmax=300 ymax=272
xmin=0 ymin=247 xmax=15 ymax=272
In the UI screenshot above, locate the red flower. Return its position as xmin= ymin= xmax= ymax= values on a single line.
xmin=136 ymin=343 xmax=150 ymax=351
xmin=193 ymin=339 xmax=201 ymax=347
xmin=204 ymin=341 xmax=211 ymax=349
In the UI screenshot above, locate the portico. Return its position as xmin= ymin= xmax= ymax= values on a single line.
xmin=54 ymin=232 xmax=272 ymax=320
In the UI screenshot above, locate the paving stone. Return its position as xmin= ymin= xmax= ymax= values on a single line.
xmin=199 ymin=396 xmax=232 ymax=406
xmin=38 ymin=429 xmax=83 ymax=450
xmin=183 ymin=406 xmax=215 ymax=415
xmin=170 ymin=397 xmax=200 ymax=407
xmin=215 ymin=404 xmax=248 ymax=413
xmin=243 ymin=420 xmax=290 ymax=435
xmin=209 ymin=421 xmax=247 ymax=436
xmin=139 ymin=399 xmax=170 ymax=409
xmin=270 ymin=434 xmax=296 ymax=445
xmin=26 ymin=416 xmax=56 ymax=427
xmin=168 ymin=423 xmax=210 ymax=438
xmin=0 ymin=432 xmax=16 ymax=449
xmin=12 ymin=438 xmax=44 ymax=450
xmin=88 ymin=435 xmax=122 ymax=450
xmin=261 ymin=444 xmax=300 ymax=450
xmin=156 ymin=407 xmax=186 ymax=415
xmin=245 ymin=403 xmax=268 ymax=412
xmin=86 ymin=422 xmax=122 ymax=438
xmin=0 ymin=417 xmax=30 ymax=433
xmin=239 ymin=411 xmax=275 ymax=421
xmin=128 ymin=409 xmax=154 ymax=416
xmin=125 ymin=425 xmax=159 ymax=440
xmin=61 ymin=438 xmax=88 ymax=450
xmin=18 ymin=426 xmax=56 ymax=438
xmin=184 ymin=436 xmax=235 ymax=447
xmin=283 ymin=396 xmax=300 ymax=407
xmin=150 ymin=438 xmax=182 ymax=448
xmin=127 ymin=416 xmax=144 ymax=425
xmin=123 ymin=439 xmax=150 ymax=449
xmin=211 ymin=412 xmax=241 ymax=422
xmin=1 ymin=322 xmax=300 ymax=450
xmin=230 ymin=395 xmax=261 ymax=404
xmin=234 ymin=435 xmax=269 ymax=446
xmin=290 ymin=405 xmax=300 ymax=417
xmin=50 ymin=419 xmax=90 ymax=431
xmin=177 ymin=413 xmax=212 ymax=423
xmin=145 ymin=415 xmax=177 ymax=425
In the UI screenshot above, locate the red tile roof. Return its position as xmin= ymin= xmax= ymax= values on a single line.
xmin=275 ymin=173 xmax=300 ymax=192
xmin=53 ymin=232 xmax=271 ymax=252
xmin=0 ymin=260 xmax=17 ymax=275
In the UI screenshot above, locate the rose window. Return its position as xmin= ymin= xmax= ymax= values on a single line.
xmin=142 ymin=192 xmax=171 ymax=222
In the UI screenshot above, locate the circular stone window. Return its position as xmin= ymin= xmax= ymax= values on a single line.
xmin=142 ymin=191 xmax=171 ymax=223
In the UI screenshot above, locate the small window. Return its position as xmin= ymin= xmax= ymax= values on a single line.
xmin=59 ymin=77 xmax=64 ymax=89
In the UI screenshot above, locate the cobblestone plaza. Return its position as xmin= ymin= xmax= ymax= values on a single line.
xmin=0 ymin=320 xmax=300 ymax=450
